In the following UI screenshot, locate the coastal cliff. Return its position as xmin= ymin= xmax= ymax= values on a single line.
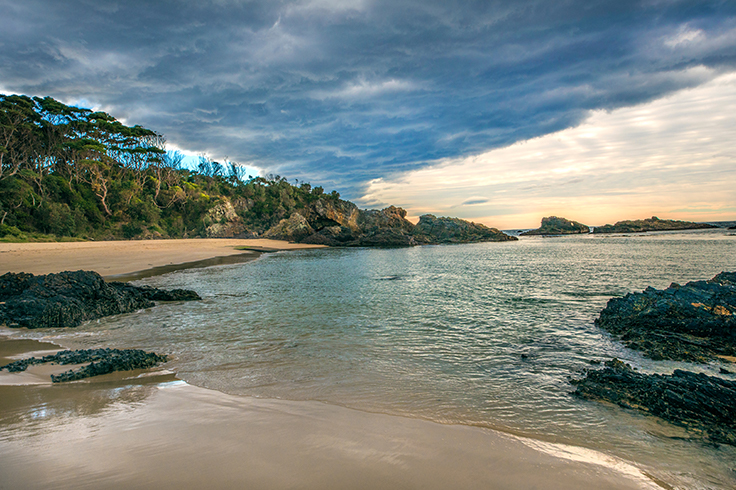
xmin=592 ymin=216 xmax=716 ymax=234
xmin=520 ymin=216 xmax=590 ymax=236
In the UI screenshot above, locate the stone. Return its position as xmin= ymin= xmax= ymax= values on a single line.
xmin=0 ymin=347 xmax=168 ymax=382
xmin=520 ymin=216 xmax=590 ymax=236
xmin=0 ymin=270 xmax=201 ymax=329
xmin=572 ymin=359 xmax=736 ymax=446
xmin=594 ymin=272 xmax=736 ymax=362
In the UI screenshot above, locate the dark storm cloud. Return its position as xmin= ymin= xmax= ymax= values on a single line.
xmin=1 ymin=0 xmax=735 ymax=197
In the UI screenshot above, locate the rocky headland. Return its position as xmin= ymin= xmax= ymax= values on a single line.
xmin=0 ymin=347 xmax=169 ymax=383
xmin=260 ymin=201 xmax=516 ymax=247
xmin=519 ymin=216 xmax=590 ymax=236
xmin=573 ymin=359 xmax=736 ymax=446
xmin=0 ymin=270 xmax=201 ymax=329
xmin=592 ymin=216 xmax=717 ymax=234
xmin=595 ymin=271 xmax=736 ymax=362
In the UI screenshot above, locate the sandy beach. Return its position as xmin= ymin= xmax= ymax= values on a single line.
xmin=0 ymin=238 xmax=325 ymax=278
xmin=0 ymin=240 xmax=663 ymax=489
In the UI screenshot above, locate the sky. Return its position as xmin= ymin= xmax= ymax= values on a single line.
xmin=1 ymin=0 xmax=735 ymax=228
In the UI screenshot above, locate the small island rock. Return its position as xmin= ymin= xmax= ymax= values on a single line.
xmin=520 ymin=216 xmax=590 ymax=236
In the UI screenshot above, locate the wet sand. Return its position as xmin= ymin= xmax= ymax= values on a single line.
xmin=0 ymin=238 xmax=325 ymax=278
xmin=0 ymin=337 xmax=663 ymax=489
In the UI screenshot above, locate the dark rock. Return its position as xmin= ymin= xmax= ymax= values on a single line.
xmin=0 ymin=348 xmax=168 ymax=382
xmin=520 ymin=216 xmax=590 ymax=236
xmin=593 ymin=216 xmax=717 ymax=234
xmin=595 ymin=272 xmax=736 ymax=362
xmin=0 ymin=271 xmax=201 ymax=329
xmin=412 ymin=214 xmax=517 ymax=244
xmin=572 ymin=359 xmax=736 ymax=446
xmin=720 ymin=367 xmax=733 ymax=374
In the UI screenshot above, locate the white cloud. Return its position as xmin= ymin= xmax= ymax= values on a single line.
xmin=360 ymin=70 xmax=736 ymax=229
xmin=310 ymin=78 xmax=418 ymax=101
xmin=664 ymin=25 xmax=705 ymax=48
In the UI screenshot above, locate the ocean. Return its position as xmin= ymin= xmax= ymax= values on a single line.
xmin=34 ymin=228 xmax=736 ymax=488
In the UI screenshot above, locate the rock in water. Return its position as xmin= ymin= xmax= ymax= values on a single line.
xmin=595 ymin=272 xmax=736 ymax=362
xmin=0 ymin=348 xmax=168 ymax=382
xmin=519 ymin=216 xmax=590 ymax=236
xmin=593 ymin=216 xmax=717 ymax=234
xmin=412 ymin=215 xmax=517 ymax=243
xmin=0 ymin=270 xmax=201 ymax=329
xmin=572 ymin=359 xmax=736 ymax=446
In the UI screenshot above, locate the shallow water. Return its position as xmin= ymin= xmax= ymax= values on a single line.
xmin=33 ymin=229 xmax=736 ymax=488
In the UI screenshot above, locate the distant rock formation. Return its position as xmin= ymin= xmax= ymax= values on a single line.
xmin=573 ymin=358 xmax=736 ymax=446
xmin=594 ymin=271 xmax=736 ymax=362
xmin=412 ymin=214 xmax=515 ymax=243
xmin=520 ymin=216 xmax=590 ymax=236
xmin=592 ymin=216 xmax=717 ymax=234
xmin=0 ymin=270 xmax=201 ymax=329
xmin=261 ymin=200 xmax=517 ymax=247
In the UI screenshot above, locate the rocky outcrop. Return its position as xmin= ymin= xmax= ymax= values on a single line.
xmin=593 ymin=216 xmax=717 ymax=234
xmin=0 ymin=271 xmax=201 ymax=329
xmin=520 ymin=216 xmax=590 ymax=236
xmin=262 ymin=213 xmax=315 ymax=242
xmin=204 ymin=198 xmax=247 ymax=238
xmin=262 ymin=199 xmax=516 ymax=247
xmin=413 ymin=215 xmax=517 ymax=243
xmin=0 ymin=348 xmax=168 ymax=383
xmin=594 ymin=272 xmax=736 ymax=362
xmin=572 ymin=359 xmax=736 ymax=446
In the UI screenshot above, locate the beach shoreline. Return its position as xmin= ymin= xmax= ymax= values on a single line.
xmin=0 ymin=238 xmax=326 ymax=279
xmin=0 ymin=337 xmax=660 ymax=490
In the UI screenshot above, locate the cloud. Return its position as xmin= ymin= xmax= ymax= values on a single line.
xmin=0 ymin=0 xmax=735 ymax=200
xmin=360 ymin=72 xmax=736 ymax=228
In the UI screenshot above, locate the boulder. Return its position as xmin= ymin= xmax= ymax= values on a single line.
xmin=204 ymin=198 xmax=247 ymax=237
xmin=263 ymin=213 xmax=315 ymax=242
xmin=595 ymin=272 xmax=736 ymax=362
xmin=0 ymin=271 xmax=201 ymax=329
xmin=573 ymin=359 xmax=736 ymax=446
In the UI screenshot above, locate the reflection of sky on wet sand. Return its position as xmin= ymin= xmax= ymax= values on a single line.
xmin=0 ymin=372 xmax=177 ymax=440
xmin=0 ymin=379 xmax=657 ymax=490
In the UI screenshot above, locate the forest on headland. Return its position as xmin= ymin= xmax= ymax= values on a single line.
xmin=0 ymin=94 xmax=513 ymax=246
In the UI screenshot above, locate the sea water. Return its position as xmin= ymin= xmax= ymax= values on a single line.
xmin=42 ymin=229 xmax=736 ymax=488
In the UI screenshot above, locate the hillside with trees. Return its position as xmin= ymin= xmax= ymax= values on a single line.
xmin=0 ymin=94 xmax=514 ymax=246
